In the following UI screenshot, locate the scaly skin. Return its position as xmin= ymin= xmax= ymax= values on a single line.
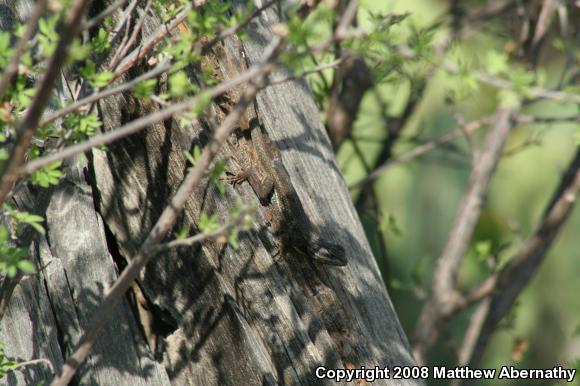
xmin=242 ymin=117 xmax=347 ymax=267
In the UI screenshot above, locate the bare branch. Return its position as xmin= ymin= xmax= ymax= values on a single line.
xmin=0 ymin=0 xmax=91 ymax=206
xmin=82 ymin=0 xmax=129 ymax=30
xmin=0 ymin=0 xmax=47 ymax=97
xmin=113 ymin=7 xmax=189 ymax=78
xmin=109 ymin=0 xmax=152 ymax=70
xmin=155 ymin=206 xmax=254 ymax=251
xmin=412 ymin=109 xmax=514 ymax=364
xmin=269 ymin=58 xmax=344 ymax=86
xmin=467 ymin=148 xmax=580 ymax=366
xmin=40 ymin=60 xmax=171 ymax=126
xmin=20 ymin=60 xmax=274 ymax=176
xmin=49 ymin=38 xmax=283 ymax=386
xmin=350 ymin=115 xmax=495 ymax=190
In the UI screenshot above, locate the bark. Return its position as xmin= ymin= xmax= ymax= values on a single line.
xmin=0 ymin=1 xmax=418 ymax=385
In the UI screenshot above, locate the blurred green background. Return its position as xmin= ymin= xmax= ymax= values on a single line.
xmin=333 ymin=0 xmax=579 ymax=384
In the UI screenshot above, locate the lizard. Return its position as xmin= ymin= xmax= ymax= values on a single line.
xmin=231 ymin=112 xmax=348 ymax=267
xmin=201 ymin=37 xmax=347 ymax=267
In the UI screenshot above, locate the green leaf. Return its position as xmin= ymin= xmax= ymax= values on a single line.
xmin=227 ymin=232 xmax=239 ymax=249
xmin=69 ymin=38 xmax=90 ymax=62
xmin=499 ymin=89 xmax=521 ymax=108
xmin=486 ymin=51 xmax=509 ymax=75
xmin=508 ymin=67 xmax=535 ymax=89
xmin=91 ymin=71 xmax=114 ymax=88
xmin=191 ymin=91 xmax=212 ymax=117
xmin=91 ymin=27 xmax=111 ymax=53
xmin=17 ymin=259 xmax=35 ymax=274
xmin=210 ymin=160 xmax=227 ymax=195
xmin=31 ymin=161 xmax=64 ymax=188
xmin=0 ymin=31 xmax=13 ymax=68
xmin=474 ymin=240 xmax=492 ymax=259
xmin=169 ymin=71 xmax=190 ymax=97
xmin=184 ymin=145 xmax=202 ymax=166
xmin=175 ymin=224 xmax=190 ymax=239
xmin=37 ymin=16 xmax=59 ymax=57
xmin=65 ymin=113 xmax=101 ymax=141
xmin=134 ymin=79 xmax=157 ymax=98
xmin=198 ymin=212 xmax=219 ymax=234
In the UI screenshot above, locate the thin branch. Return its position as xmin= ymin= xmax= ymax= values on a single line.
xmin=49 ymin=38 xmax=282 ymax=386
xmin=350 ymin=115 xmax=495 ymax=191
xmin=6 ymin=357 xmax=54 ymax=375
xmin=412 ymin=109 xmax=514 ymax=364
xmin=391 ymin=44 xmax=580 ymax=104
xmin=82 ymin=0 xmax=128 ymax=30
xmin=452 ymin=299 xmax=491 ymax=386
xmin=200 ymin=0 xmax=278 ymax=55
xmin=467 ymin=148 xmax=580 ymax=367
xmin=113 ymin=7 xmax=190 ymax=78
xmin=269 ymin=58 xmax=343 ymax=86
xmin=40 ymin=60 xmax=171 ymax=126
xmin=0 ymin=0 xmax=91 ymax=207
xmin=109 ymin=0 xmax=152 ymax=70
xmin=20 ymin=60 xmax=274 ymax=176
xmin=0 ymin=0 xmax=47 ymax=97
xmin=156 ymin=207 xmax=254 ymax=251
xmin=350 ymin=113 xmax=577 ymax=191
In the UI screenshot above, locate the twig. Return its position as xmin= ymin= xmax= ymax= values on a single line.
xmin=113 ymin=7 xmax=190 ymax=78
xmin=6 ymin=357 xmax=54 ymax=375
xmin=350 ymin=113 xmax=578 ymax=191
xmin=451 ymin=298 xmax=491 ymax=386
xmin=82 ymin=0 xmax=128 ymax=30
xmin=350 ymin=115 xmax=494 ymax=191
xmin=391 ymin=44 xmax=580 ymax=104
xmin=0 ymin=0 xmax=91 ymax=207
xmin=40 ymin=60 xmax=171 ymax=126
xmin=19 ymin=60 xmax=275 ymax=176
xmin=269 ymin=58 xmax=343 ymax=86
xmin=200 ymin=0 xmax=278 ymax=55
xmin=156 ymin=207 xmax=254 ymax=251
xmin=0 ymin=0 xmax=47 ymax=97
xmin=109 ymin=0 xmax=152 ymax=70
xmin=49 ymin=38 xmax=282 ymax=386
xmin=467 ymin=148 xmax=580 ymax=367
xmin=412 ymin=109 xmax=514 ymax=364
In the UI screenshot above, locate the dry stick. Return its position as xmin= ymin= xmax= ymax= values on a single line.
xmin=45 ymin=0 xmax=277 ymax=123
xmin=450 ymin=299 xmax=491 ymax=386
xmin=392 ymin=44 xmax=580 ymax=104
xmin=269 ymin=58 xmax=344 ymax=86
xmin=0 ymin=0 xmax=90 ymax=207
xmin=349 ymin=116 xmax=495 ymax=190
xmin=109 ymin=0 xmax=152 ymax=70
xmin=39 ymin=61 xmax=171 ymax=126
xmin=19 ymin=61 xmax=272 ymax=176
xmin=0 ymin=0 xmax=47 ymax=97
xmin=156 ymin=206 xmax=254 ymax=251
xmin=412 ymin=108 xmax=514 ymax=365
xmin=50 ymin=39 xmax=281 ymax=386
xmin=200 ymin=0 xmax=278 ymax=55
xmin=7 ymin=358 xmax=55 ymax=375
xmin=112 ymin=8 xmax=189 ymax=78
xmin=82 ymin=0 xmax=129 ymax=30
xmin=465 ymin=148 xmax=580 ymax=369
xmin=350 ymin=114 xmax=577 ymax=191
